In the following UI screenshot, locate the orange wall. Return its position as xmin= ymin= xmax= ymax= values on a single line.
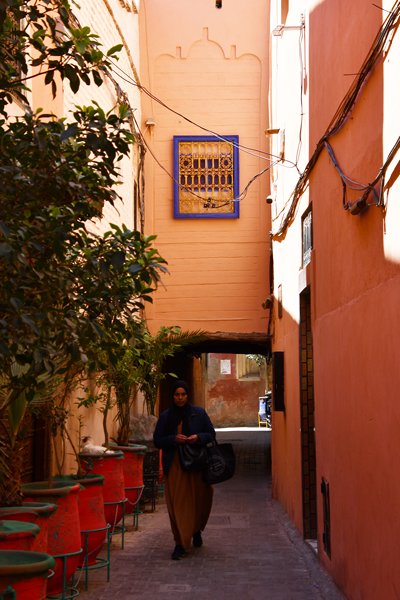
xmin=139 ymin=0 xmax=270 ymax=336
xmin=270 ymin=0 xmax=400 ymax=598
xmin=310 ymin=3 xmax=400 ymax=598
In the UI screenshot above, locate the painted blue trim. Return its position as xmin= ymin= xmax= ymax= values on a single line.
xmin=173 ymin=135 xmax=240 ymax=219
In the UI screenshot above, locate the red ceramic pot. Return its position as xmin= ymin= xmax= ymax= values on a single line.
xmin=22 ymin=481 xmax=82 ymax=596
xmin=0 ymin=520 xmax=40 ymax=551
xmin=79 ymin=450 xmax=126 ymax=527
xmin=111 ymin=445 xmax=147 ymax=515
xmin=56 ymin=474 xmax=107 ymax=567
xmin=0 ymin=550 xmax=55 ymax=600
xmin=0 ymin=502 xmax=57 ymax=552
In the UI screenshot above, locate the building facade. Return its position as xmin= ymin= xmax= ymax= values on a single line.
xmin=139 ymin=0 xmax=271 ymax=341
xmin=269 ymin=1 xmax=400 ymax=598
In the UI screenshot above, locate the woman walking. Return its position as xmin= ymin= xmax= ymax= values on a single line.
xmin=153 ymin=380 xmax=216 ymax=560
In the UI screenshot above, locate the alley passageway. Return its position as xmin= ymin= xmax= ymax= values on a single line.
xmin=78 ymin=430 xmax=345 ymax=600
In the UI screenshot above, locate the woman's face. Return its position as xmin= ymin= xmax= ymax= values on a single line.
xmin=173 ymin=387 xmax=188 ymax=407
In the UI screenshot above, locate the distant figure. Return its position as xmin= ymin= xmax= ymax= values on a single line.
xmin=153 ymin=380 xmax=216 ymax=560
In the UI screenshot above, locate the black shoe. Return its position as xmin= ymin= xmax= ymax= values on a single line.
xmin=171 ymin=544 xmax=186 ymax=560
xmin=193 ymin=531 xmax=203 ymax=547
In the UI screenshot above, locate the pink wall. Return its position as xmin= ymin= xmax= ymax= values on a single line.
xmin=139 ymin=0 xmax=270 ymax=337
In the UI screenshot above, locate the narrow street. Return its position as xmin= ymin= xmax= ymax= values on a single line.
xmin=77 ymin=430 xmax=345 ymax=600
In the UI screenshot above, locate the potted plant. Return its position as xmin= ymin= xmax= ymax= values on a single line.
xmin=22 ymin=480 xmax=82 ymax=596
xmin=0 ymin=2 xmax=167 ymax=595
xmin=114 ymin=325 xmax=207 ymax=512
xmin=0 ymin=550 xmax=55 ymax=600
xmin=0 ymin=503 xmax=57 ymax=553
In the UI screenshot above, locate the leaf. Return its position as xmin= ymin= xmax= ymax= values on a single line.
xmin=0 ymin=222 xmax=10 ymax=236
xmin=107 ymin=44 xmax=123 ymax=57
xmin=8 ymin=392 xmax=28 ymax=438
xmin=0 ymin=242 xmax=12 ymax=256
xmin=110 ymin=251 xmax=125 ymax=269
xmin=60 ymin=123 xmax=79 ymax=142
xmin=65 ymin=65 xmax=80 ymax=93
xmin=44 ymin=70 xmax=54 ymax=85
xmin=21 ymin=315 xmax=40 ymax=335
xmin=127 ymin=264 xmax=142 ymax=274
xmin=92 ymin=70 xmax=103 ymax=87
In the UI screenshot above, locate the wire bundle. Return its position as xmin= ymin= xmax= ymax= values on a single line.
xmin=272 ymin=1 xmax=400 ymax=240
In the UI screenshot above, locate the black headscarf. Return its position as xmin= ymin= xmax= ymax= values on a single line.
xmin=167 ymin=379 xmax=192 ymax=434
xmin=171 ymin=379 xmax=189 ymax=395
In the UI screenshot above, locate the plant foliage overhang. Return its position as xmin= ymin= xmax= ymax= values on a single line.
xmin=0 ymin=0 xmax=168 ymax=503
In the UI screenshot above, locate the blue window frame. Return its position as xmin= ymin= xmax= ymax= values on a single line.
xmin=173 ymin=135 xmax=240 ymax=219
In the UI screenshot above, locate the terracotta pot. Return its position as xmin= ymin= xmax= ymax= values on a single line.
xmin=55 ymin=474 xmax=107 ymax=567
xmin=0 ymin=502 xmax=57 ymax=552
xmin=22 ymin=481 xmax=82 ymax=596
xmin=111 ymin=445 xmax=147 ymax=515
xmin=0 ymin=549 xmax=55 ymax=600
xmin=0 ymin=520 xmax=40 ymax=552
xmin=79 ymin=450 xmax=126 ymax=527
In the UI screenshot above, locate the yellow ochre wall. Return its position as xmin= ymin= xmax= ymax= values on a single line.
xmin=29 ymin=0 xmax=143 ymax=471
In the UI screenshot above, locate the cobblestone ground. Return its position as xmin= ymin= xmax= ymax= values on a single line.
xmin=75 ymin=429 xmax=346 ymax=600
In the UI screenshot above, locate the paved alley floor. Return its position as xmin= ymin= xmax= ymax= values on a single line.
xmin=76 ymin=429 xmax=345 ymax=600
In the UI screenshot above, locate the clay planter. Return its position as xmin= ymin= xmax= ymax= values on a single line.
xmin=22 ymin=481 xmax=82 ymax=596
xmin=79 ymin=450 xmax=126 ymax=527
xmin=0 ymin=520 xmax=40 ymax=552
xmin=0 ymin=550 xmax=55 ymax=600
xmin=0 ymin=502 xmax=57 ymax=552
xmin=56 ymin=474 xmax=107 ymax=567
xmin=111 ymin=445 xmax=147 ymax=515
xmin=131 ymin=441 xmax=160 ymax=512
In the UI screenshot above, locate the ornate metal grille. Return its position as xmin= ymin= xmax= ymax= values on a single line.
xmin=173 ymin=136 xmax=239 ymax=218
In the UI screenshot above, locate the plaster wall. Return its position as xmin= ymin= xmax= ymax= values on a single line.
xmin=28 ymin=1 xmax=143 ymax=474
xmin=139 ymin=0 xmax=270 ymax=335
xmin=205 ymin=354 xmax=266 ymax=427
xmin=69 ymin=1 xmax=142 ymax=232
xmin=270 ymin=0 xmax=400 ymax=598
xmin=269 ymin=0 xmax=310 ymax=531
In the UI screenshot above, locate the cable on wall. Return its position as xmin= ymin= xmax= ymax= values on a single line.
xmin=131 ymin=110 xmax=279 ymax=207
xmin=109 ymin=58 xmax=300 ymax=171
xmin=272 ymin=0 xmax=400 ymax=240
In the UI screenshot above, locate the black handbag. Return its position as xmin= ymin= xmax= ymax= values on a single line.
xmin=178 ymin=443 xmax=208 ymax=471
xmin=203 ymin=442 xmax=236 ymax=484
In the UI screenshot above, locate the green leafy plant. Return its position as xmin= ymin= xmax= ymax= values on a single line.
xmin=135 ymin=325 xmax=207 ymax=417
xmin=0 ymin=0 xmax=167 ymax=504
xmin=81 ymin=322 xmax=207 ymax=447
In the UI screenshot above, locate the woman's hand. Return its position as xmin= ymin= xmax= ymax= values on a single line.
xmin=186 ymin=434 xmax=200 ymax=444
xmin=175 ymin=433 xmax=188 ymax=444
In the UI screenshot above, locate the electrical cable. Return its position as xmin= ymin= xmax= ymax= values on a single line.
xmin=131 ymin=111 xmax=278 ymax=207
xmin=272 ymin=0 xmax=400 ymax=240
xmin=295 ymin=25 xmax=305 ymax=167
xmin=109 ymin=58 xmax=300 ymax=171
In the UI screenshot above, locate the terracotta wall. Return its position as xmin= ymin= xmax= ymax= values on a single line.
xmin=205 ymin=354 xmax=266 ymax=427
xmin=139 ymin=0 xmax=270 ymax=337
xmin=270 ymin=0 xmax=400 ymax=598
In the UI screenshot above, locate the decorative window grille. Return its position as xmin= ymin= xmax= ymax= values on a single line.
xmin=173 ymin=135 xmax=239 ymax=219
